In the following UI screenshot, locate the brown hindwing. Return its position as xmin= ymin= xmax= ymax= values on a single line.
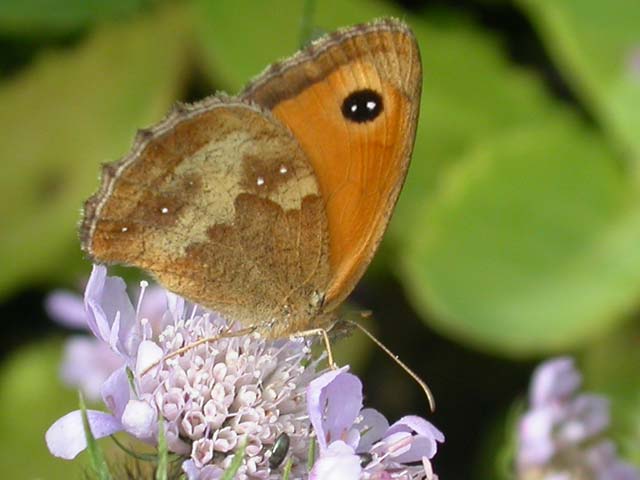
xmin=81 ymin=96 xmax=332 ymax=337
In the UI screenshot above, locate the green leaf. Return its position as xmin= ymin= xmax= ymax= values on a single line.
xmin=394 ymin=13 xmax=558 ymax=235
xmin=0 ymin=339 xmax=85 ymax=477
xmin=155 ymin=415 xmax=167 ymax=480
xmin=307 ymin=435 xmax=316 ymax=471
xmin=0 ymin=3 xmax=190 ymax=299
xmin=220 ymin=438 xmax=246 ymax=480
xmin=401 ymin=112 xmax=640 ymax=354
xmin=192 ymin=0 xmax=402 ymax=92
xmin=0 ymin=0 xmax=158 ymax=37
xmin=80 ymin=391 xmax=113 ymax=480
xmin=518 ymin=0 xmax=640 ymax=170
xmin=282 ymin=457 xmax=293 ymax=480
xmin=582 ymin=325 xmax=640 ymax=465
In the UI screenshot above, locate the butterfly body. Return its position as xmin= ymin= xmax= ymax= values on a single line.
xmin=81 ymin=18 xmax=421 ymax=339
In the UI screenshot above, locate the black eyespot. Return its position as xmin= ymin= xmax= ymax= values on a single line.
xmin=268 ymin=432 xmax=290 ymax=468
xmin=341 ymin=89 xmax=383 ymax=123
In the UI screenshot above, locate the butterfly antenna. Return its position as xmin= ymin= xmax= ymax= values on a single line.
xmin=345 ymin=318 xmax=436 ymax=412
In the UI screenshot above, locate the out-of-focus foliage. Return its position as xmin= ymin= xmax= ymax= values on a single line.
xmin=518 ymin=0 xmax=640 ymax=169
xmin=0 ymin=340 xmax=85 ymax=477
xmin=583 ymin=325 xmax=640 ymax=466
xmin=0 ymin=4 xmax=190 ymax=298
xmin=0 ymin=0 xmax=158 ymax=37
xmin=0 ymin=0 xmax=639 ymax=477
xmin=195 ymin=0 xmax=640 ymax=354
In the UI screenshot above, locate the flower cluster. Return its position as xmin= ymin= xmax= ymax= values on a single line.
xmin=308 ymin=368 xmax=443 ymax=479
xmin=46 ymin=266 xmax=444 ymax=479
xmin=517 ymin=357 xmax=639 ymax=480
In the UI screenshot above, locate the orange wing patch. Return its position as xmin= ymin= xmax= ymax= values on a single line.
xmin=242 ymin=20 xmax=422 ymax=310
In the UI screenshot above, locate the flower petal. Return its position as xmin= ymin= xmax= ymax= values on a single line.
xmin=386 ymin=415 xmax=445 ymax=444
xmin=307 ymin=367 xmax=362 ymax=451
xmin=530 ymin=357 xmax=581 ymax=407
xmin=121 ymin=399 xmax=157 ymax=440
xmin=45 ymin=410 xmax=122 ymax=459
xmin=310 ymin=440 xmax=361 ymax=480
xmin=85 ymin=264 xmax=140 ymax=358
xmin=355 ymin=408 xmax=389 ymax=453
xmin=101 ymin=365 xmax=131 ymax=419
xmin=84 ymin=264 xmax=112 ymax=341
xmin=167 ymin=291 xmax=185 ymax=321
xmin=45 ymin=291 xmax=87 ymax=329
xmin=135 ymin=340 xmax=164 ymax=377
xmin=61 ymin=336 xmax=122 ymax=401
xmin=139 ymin=286 xmax=168 ymax=331
xmin=558 ymin=394 xmax=609 ymax=444
xmin=182 ymin=459 xmax=224 ymax=480
xmin=384 ymin=416 xmax=444 ymax=462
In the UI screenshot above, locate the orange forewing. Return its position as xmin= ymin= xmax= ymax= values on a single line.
xmin=242 ymin=20 xmax=422 ymax=310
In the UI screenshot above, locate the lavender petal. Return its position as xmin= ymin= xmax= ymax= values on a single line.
xmin=307 ymin=368 xmax=362 ymax=451
xmin=309 ymin=440 xmax=361 ymax=480
xmin=45 ymin=409 xmax=122 ymax=459
xmin=45 ymin=291 xmax=87 ymax=329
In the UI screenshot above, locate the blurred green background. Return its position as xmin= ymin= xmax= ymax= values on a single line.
xmin=0 ymin=0 xmax=639 ymax=478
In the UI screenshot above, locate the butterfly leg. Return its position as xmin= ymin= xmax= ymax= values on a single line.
xmin=290 ymin=327 xmax=337 ymax=370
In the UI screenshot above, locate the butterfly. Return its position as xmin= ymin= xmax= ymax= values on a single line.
xmin=80 ymin=17 xmax=422 ymax=341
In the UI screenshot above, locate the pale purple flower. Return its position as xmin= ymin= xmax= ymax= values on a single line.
xmin=307 ymin=367 xmax=444 ymax=479
xmin=46 ymin=265 xmax=443 ymax=479
xmin=46 ymin=265 xmax=319 ymax=479
xmin=46 ymin=280 xmax=166 ymax=401
xmin=517 ymin=357 xmax=639 ymax=480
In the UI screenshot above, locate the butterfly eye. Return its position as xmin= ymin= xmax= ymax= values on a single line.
xmin=268 ymin=432 xmax=290 ymax=468
xmin=341 ymin=89 xmax=383 ymax=123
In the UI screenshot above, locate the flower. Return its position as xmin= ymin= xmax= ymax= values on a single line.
xmin=45 ymin=281 xmax=166 ymax=401
xmin=517 ymin=357 xmax=639 ymax=480
xmin=307 ymin=367 xmax=444 ymax=479
xmin=46 ymin=265 xmax=444 ymax=479
xmin=46 ymin=265 xmax=319 ymax=479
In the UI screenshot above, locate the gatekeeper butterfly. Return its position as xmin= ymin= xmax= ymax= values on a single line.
xmin=80 ymin=18 xmax=422 ymax=340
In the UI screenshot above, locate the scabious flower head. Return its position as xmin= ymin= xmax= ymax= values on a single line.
xmin=46 ymin=265 xmax=444 ymax=479
xmin=517 ymin=357 xmax=639 ymax=480
xmin=46 ymin=265 xmax=317 ymax=478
